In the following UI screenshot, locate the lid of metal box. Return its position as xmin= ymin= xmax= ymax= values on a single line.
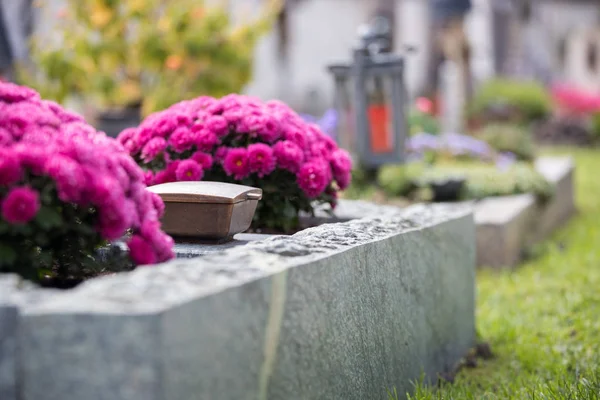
xmin=147 ymin=182 xmax=262 ymax=204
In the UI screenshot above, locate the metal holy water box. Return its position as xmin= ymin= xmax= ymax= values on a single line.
xmin=147 ymin=182 xmax=262 ymax=240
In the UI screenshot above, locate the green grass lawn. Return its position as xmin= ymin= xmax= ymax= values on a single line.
xmin=402 ymin=148 xmax=600 ymax=399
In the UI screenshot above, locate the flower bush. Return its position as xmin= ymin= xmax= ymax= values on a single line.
xmin=118 ymin=94 xmax=353 ymax=232
xmin=378 ymin=161 xmax=552 ymax=202
xmin=0 ymin=82 xmax=174 ymax=284
xmin=475 ymin=123 xmax=536 ymax=162
xmin=551 ymin=84 xmax=600 ymax=116
xmin=469 ymin=78 xmax=552 ymax=124
xmin=406 ymin=132 xmax=517 ymax=169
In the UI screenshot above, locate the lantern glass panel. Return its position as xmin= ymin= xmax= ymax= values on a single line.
xmin=333 ymin=77 xmax=357 ymax=158
xmin=365 ymin=74 xmax=395 ymax=154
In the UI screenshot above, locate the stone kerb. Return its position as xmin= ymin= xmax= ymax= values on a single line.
xmin=1 ymin=203 xmax=476 ymax=400
xmin=474 ymin=156 xmax=575 ymax=268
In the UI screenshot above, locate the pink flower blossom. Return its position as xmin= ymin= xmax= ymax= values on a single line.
xmin=117 ymin=127 xmax=137 ymax=146
xmin=223 ymin=109 xmax=244 ymax=125
xmin=282 ymin=124 xmax=307 ymax=149
xmin=248 ymin=143 xmax=276 ymax=177
xmin=141 ymin=137 xmax=168 ymax=162
xmin=0 ymin=82 xmax=39 ymax=103
xmin=329 ymin=149 xmax=352 ymax=175
xmin=143 ymin=170 xmax=155 ymax=186
xmin=150 ymin=192 xmax=165 ymax=218
xmin=191 ymin=151 xmax=213 ymax=169
xmin=12 ymin=144 xmax=48 ymax=175
xmin=194 ymin=129 xmax=219 ymax=151
xmin=329 ymin=149 xmax=353 ymax=189
xmin=205 ymin=116 xmax=229 ymax=137
xmin=0 ymin=127 xmax=13 ymax=146
xmin=0 ymin=150 xmax=22 ymax=186
xmin=97 ymin=202 xmax=130 ymax=240
xmin=297 ymin=160 xmax=331 ymax=198
xmin=0 ymin=81 xmax=175 ymax=269
xmin=127 ymin=235 xmax=158 ymax=265
xmin=175 ymin=159 xmax=204 ymax=181
xmin=44 ymin=155 xmax=86 ymax=203
xmin=257 ymin=115 xmax=280 ymax=142
xmin=168 ymin=127 xmax=195 ymax=153
xmin=273 ymin=140 xmax=304 ymax=173
xmin=1 ymin=186 xmax=40 ymax=224
xmin=214 ymin=146 xmax=229 ymax=164
xmin=223 ymin=148 xmax=250 ymax=180
xmin=416 ymin=97 xmax=434 ymax=114
xmin=139 ymin=219 xmax=174 ymax=262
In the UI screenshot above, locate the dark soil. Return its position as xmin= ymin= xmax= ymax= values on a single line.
xmin=38 ymin=277 xmax=85 ymax=290
xmin=533 ymin=117 xmax=594 ymax=146
xmin=438 ymin=342 xmax=495 ymax=385
xmin=246 ymin=227 xmax=300 ymax=235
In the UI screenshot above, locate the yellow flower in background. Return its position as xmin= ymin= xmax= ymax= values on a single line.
xmin=90 ymin=4 xmax=112 ymax=28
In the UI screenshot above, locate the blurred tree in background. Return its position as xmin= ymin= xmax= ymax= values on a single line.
xmin=20 ymin=0 xmax=280 ymax=116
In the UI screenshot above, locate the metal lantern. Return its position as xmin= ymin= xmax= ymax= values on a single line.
xmin=327 ymin=18 xmax=409 ymax=169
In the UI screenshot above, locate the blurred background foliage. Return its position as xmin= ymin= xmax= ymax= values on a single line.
xmin=19 ymin=0 xmax=281 ymax=116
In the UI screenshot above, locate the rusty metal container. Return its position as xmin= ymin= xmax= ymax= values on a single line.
xmin=147 ymin=182 xmax=262 ymax=240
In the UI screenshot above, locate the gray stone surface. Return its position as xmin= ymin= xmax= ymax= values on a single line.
xmin=0 ymin=276 xmax=20 ymax=400
xmin=533 ymin=157 xmax=577 ymax=243
xmin=173 ymin=233 xmax=281 ymax=258
xmin=475 ymin=194 xmax=537 ymax=267
xmin=8 ymin=203 xmax=475 ymax=400
xmin=474 ymin=156 xmax=575 ymax=268
xmin=0 ymin=275 xmax=60 ymax=400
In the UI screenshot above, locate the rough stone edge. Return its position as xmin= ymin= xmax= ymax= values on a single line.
xmin=10 ymin=203 xmax=471 ymax=316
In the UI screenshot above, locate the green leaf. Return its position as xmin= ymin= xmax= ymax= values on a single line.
xmin=0 ymin=243 xmax=17 ymax=266
xmin=35 ymin=206 xmax=63 ymax=230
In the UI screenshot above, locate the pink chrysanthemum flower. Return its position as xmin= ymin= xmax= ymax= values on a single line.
xmin=194 ymin=129 xmax=219 ymax=151
xmin=248 ymin=143 xmax=276 ymax=177
xmin=205 ymin=116 xmax=229 ymax=137
xmin=141 ymin=137 xmax=168 ymax=163
xmin=0 ymin=149 xmax=23 ymax=186
xmin=175 ymin=159 xmax=204 ymax=181
xmin=223 ymin=148 xmax=250 ymax=180
xmin=169 ymin=127 xmax=196 ymax=153
xmin=273 ymin=140 xmax=304 ymax=173
xmin=297 ymin=159 xmax=331 ymax=198
xmin=191 ymin=151 xmax=214 ymax=170
xmin=127 ymin=235 xmax=158 ymax=265
xmin=1 ymin=186 xmax=40 ymax=224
